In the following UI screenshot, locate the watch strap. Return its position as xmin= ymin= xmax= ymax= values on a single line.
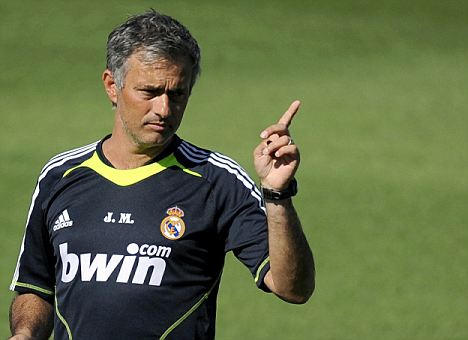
xmin=261 ymin=178 xmax=298 ymax=201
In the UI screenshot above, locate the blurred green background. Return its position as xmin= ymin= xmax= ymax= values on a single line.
xmin=1 ymin=0 xmax=467 ymax=339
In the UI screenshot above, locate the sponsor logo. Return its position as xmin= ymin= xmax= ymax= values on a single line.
xmin=59 ymin=242 xmax=171 ymax=286
xmin=160 ymin=206 xmax=186 ymax=240
xmin=53 ymin=209 xmax=73 ymax=231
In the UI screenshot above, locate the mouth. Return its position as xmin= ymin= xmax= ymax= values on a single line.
xmin=145 ymin=121 xmax=169 ymax=132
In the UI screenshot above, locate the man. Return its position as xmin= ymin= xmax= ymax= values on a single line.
xmin=9 ymin=10 xmax=314 ymax=340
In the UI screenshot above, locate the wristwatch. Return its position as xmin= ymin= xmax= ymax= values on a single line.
xmin=261 ymin=178 xmax=298 ymax=201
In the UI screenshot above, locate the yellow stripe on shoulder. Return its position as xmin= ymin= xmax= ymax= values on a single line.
xmin=63 ymin=152 xmax=201 ymax=186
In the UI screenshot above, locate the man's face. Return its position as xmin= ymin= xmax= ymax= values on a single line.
xmin=109 ymin=53 xmax=193 ymax=149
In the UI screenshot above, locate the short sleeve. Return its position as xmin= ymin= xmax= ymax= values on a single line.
xmin=209 ymin=158 xmax=271 ymax=292
xmin=10 ymin=175 xmax=56 ymax=303
xmin=223 ymin=189 xmax=271 ymax=292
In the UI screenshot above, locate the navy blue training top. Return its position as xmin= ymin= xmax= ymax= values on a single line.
xmin=10 ymin=135 xmax=270 ymax=340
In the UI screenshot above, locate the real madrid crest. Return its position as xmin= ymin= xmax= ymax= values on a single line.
xmin=160 ymin=206 xmax=186 ymax=240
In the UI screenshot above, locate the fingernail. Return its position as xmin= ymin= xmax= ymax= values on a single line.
xmin=275 ymin=151 xmax=280 ymax=157
xmin=260 ymin=131 xmax=268 ymax=138
xmin=262 ymin=148 xmax=269 ymax=155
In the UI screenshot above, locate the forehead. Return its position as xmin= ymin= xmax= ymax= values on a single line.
xmin=124 ymin=52 xmax=193 ymax=86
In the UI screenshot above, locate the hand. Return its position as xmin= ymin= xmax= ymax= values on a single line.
xmin=254 ymin=100 xmax=301 ymax=190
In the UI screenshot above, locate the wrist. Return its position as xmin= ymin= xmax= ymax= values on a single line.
xmin=261 ymin=178 xmax=298 ymax=201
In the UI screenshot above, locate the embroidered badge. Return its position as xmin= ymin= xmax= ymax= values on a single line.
xmin=160 ymin=206 xmax=186 ymax=240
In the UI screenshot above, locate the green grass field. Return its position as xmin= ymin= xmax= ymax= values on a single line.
xmin=1 ymin=0 xmax=467 ymax=338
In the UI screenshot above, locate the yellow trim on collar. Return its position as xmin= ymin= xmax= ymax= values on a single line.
xmin=63 ymin=151 xmax=201 ymax=186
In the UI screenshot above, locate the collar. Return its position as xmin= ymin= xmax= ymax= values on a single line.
xmin=96 ymin=134 xmax=182 ymax=168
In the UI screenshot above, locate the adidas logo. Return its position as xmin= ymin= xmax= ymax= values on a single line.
xmin=53 ymin=209 xmax=74 ymax=231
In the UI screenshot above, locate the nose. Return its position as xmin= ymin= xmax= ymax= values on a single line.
xmin=152 ymin=93 xmax=170 ymax=117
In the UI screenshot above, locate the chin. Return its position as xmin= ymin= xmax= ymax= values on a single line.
xmin=140 ymin=134 xmax=174 ymax=148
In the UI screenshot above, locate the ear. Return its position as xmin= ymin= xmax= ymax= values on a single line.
xmin=102 ymin=69 xmax=118 ymax=105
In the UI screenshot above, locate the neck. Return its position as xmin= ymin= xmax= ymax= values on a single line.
xmin=102 ymin=134 xmax=173 ymax=169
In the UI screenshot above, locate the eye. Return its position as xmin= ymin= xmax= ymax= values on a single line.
xmin=168 ymin=90 xmax=188 ymax=101
xmin=140 ymin=90 xmax=156 ymax=98
xmin=138 ymin=88 xmax=164 ymax=99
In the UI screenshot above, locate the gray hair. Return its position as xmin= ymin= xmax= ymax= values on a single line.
xmin=106 ymin=9 xmax=201 ymax=90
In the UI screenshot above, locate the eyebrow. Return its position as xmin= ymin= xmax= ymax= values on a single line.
xmin=136 ymin=85 xmax=188 ymax=92
xmin=135 ymin=85 xmax=165 ymax=91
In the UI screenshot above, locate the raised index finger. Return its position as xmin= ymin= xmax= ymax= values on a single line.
xmin=278 ymin=100 xmax=301 ymax=127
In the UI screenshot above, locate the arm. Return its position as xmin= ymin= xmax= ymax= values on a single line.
xmin=263 ymin=199 xmax=314 ymax=303
xmin=254 ymin=100 xmax=315 ymax=304
xmin=9 ymin=293 xmax=53 ymax=340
